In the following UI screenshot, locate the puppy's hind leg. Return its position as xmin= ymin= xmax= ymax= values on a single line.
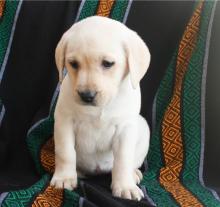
xmin=111 ymin=123 xmax=145 ymax=201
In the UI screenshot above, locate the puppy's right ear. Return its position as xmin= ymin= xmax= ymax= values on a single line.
xmin=55 ymin=33 xmax=68 ymax=83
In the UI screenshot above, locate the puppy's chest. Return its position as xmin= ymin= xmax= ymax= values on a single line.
xmin=74 ymin=119 xmax=116 ymax=153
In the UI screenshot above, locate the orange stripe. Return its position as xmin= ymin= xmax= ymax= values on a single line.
xmin=32 ymin=186 xmax=63 ymax=207
xmin=159 ymin=2 xmax=204 ymax=207
xmin=0 ymin=0 xmax=5 ymax=18
xmin=96 ymin=0 xmax=115 ymax=17
xmin=41 ymin=137 xmax=55 ymax=174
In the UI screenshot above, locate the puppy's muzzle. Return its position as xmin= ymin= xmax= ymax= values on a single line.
xmin=78 ymin=90 xmax=97 ymax=104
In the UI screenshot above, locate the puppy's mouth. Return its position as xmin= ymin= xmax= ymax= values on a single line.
xmin=79 ymin=101 xmax=97 ymax=107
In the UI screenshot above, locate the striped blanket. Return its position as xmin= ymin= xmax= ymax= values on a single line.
xmin=0 ymin=1 xmax=220 ymax=206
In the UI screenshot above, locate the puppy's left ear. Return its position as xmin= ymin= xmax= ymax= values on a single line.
xmin=55 ymin=32 xmax=69 ymax=83
xmin=124 ymin=31 xmax=151 ymax=89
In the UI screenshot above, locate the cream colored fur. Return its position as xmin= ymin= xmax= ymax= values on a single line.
xmin=50 ymin=16 xmax=150 ymax=201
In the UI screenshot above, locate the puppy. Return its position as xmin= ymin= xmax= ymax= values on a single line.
xmin=50 ymin=16 xmax=150 ymax=201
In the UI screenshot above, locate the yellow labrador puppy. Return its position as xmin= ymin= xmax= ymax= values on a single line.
xmin=50 ymin=16 xmax=150 ymax=201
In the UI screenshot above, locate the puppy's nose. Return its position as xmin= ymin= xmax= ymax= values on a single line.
xmin=78 ymin=90 xmax=97 ymax=103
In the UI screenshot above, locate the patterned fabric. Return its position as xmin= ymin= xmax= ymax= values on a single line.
xmin=77 ymin=0 xmax=99 ymax=20
xmin=141 ymin=1 xmax=220 ymax=207
xmin=159 ymin=2 xmax=203 ymax=206
xmin=1 ymin=0 xmax=220 ymax=206
xmin=0 ymin=0 xmax=19 ymax=75
xmin=1 ymin=175 xmax=49 ymax=207
xmin=0 ymin=0 xmax=20 ymax=127
xmin=32 ymin=186 xmax=63 ymax=207
xmin=110 ymin=0 xmax=129 ymax=21
xmin=40 ymin=137 xmax=55 ymax=174
xmin=96 ymin=0 xmax=115 ymax=17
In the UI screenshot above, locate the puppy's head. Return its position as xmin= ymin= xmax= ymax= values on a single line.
xmin=55 ymin=16 xmax=150 ymax=107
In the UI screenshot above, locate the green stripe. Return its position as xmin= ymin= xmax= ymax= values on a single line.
xmin=63 ymin=190 xmax=80 ymax=207
xmin=110 ymin=0 xmax=129 ymax=21
xmin=141 ymin=53 xmax=180 ymax=207
xmin=1 ymin=175 xmax=49 ymax=207
xmin=0 ymin=1 xmax=18 ymax=69
xmin=78 ymin=0 xmax=99 ymax=21
xmin=181 ymin=1 xmax=220 ymax=206
xmin=0 ymin=1 xmax=19 ymax=125
xmin=78 ymin=0 xmax=130 ymax=23
xmin=27 ymin=115 xmax=54 ymax=175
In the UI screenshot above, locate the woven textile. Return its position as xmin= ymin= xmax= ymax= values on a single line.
xmin=1 ymin=1 xmax=220 ymax=206
xmin=141 ymin=1 xmax=220 ymax=206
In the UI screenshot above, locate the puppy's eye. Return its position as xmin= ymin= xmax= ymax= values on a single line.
xmin=70 ymin=60 xmax=79 ymax=70
xmin=102 ymin=60 xmax=115 ymax=69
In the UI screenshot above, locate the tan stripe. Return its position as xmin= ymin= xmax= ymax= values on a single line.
xmin=40 ymin=137 xmax=55 ymax=174
xmin=159 ymin=2 xmax=204 ymax=206
xmin=32 ymin=186 xmax=63 ymax=207
xmin=0 ymin=0 xmax=5 ymax=18
xmin=96 ymin=0 xmax=115 ymax=17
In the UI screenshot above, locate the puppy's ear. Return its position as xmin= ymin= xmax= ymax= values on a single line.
xmin=55 ymin=33 xmax=68 ymax=83
xmin=124 ymin=31 xmax=150 ymax=89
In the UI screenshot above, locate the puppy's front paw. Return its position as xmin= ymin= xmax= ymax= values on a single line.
xmin=50 ymin=174 xmax=77 ymax=190
xmin=111 ymin=183 xmax=144 ymax=201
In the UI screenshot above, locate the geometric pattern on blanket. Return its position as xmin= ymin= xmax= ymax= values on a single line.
xmin=0 ymin=0 xmax=18 ymax=71
xmin=141 ymin=1 xmax=220 ymax=206
xmin=2 ymin=0 xmax=220 ymax=207
xmin=0 ymin=0 xmax=18 ymax=70
xmin=159 ymin=2 xmax=203 ymax=206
